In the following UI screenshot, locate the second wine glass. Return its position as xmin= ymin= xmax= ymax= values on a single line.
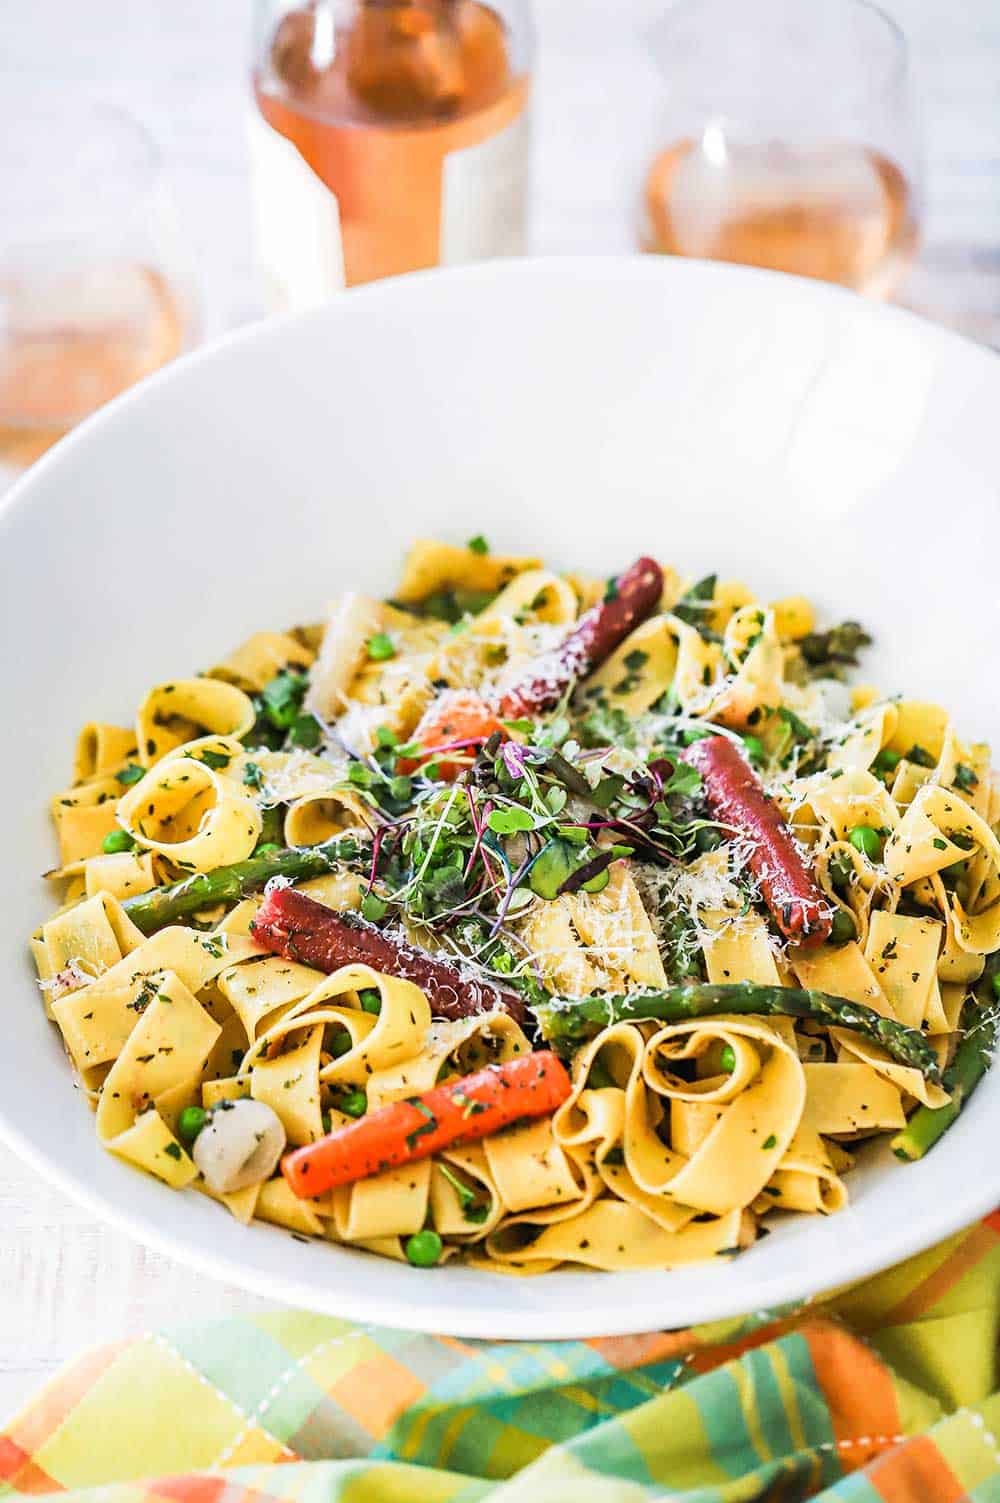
xmin=639 ymin=0 xmax=922 ymax=298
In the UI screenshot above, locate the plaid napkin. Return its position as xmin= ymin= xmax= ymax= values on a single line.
xmin=4 ymin=1216 xmax=1000 ymax=1502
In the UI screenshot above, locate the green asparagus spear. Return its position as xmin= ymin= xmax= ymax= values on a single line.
xmin=659 ymin=908 xmax=704 ymax=985
xmin=122 ymin=835 xmax=366 ymax=935
xmin=891 ymin=1004 xmax=996 ymax=1161
xmin=256 ymin=803 xmax=286 ymax=848
xmin=798 ymin=621 xmax=873 ymax=671
xmin=533 ymin=982 xmax=942 ymax=1083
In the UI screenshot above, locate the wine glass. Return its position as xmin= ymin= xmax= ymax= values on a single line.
xmin=639 ymin=0 xmax=923 ymax=298
xmin=0 ymin=93 xmax=198 ymax=470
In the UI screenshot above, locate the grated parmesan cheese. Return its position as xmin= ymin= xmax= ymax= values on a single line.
xmin=38 ymin=959 xmax=98 ymax=1001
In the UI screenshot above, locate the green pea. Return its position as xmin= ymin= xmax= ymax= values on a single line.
xmin=873 ymin=748 xmax=901 ymax=777
xmin=337 ymin=1089 xmax=367 ymax=1118
xmin=359 ymin=988 xmax=382 ymax=1015
xmin=102 ymin=829 xmax=137 ymax=854
xmin=829 ymin=908 xmax=856 ymax=946
xmin=848 ymin=825 xmax=883 ymax=862
xmin=719 ymin=1044 xmax=737 ymax=1073
xmin=366 ymin=632 xmax=396 ymax=661
xmin=329 ymin=1030 xmax=353 ymax=1058
xmin=742 ymin=734 xmax=766 ymax=767
xmin=405 ymin=1229 xmax=443 ymax=1267
xmin=177 ymin=1106 xmax=208 ymax=1143
xmin=587 ymin=1060 xmax=615 ymax=1090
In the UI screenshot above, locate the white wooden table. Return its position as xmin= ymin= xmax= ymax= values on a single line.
xmin=2 ymin=0 xmax=999 ymax=1425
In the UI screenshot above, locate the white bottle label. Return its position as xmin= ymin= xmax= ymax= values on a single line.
xmin=440 ymin=107 xmax=531 ymax=264
xmin=248 ymin=93 xmax=529 ymax=301
xmin=247 ymin=108 xmax=345 ymax=312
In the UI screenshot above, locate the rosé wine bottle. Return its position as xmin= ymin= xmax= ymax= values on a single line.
xmin=250 ymin=0 xmax=533 ymax=306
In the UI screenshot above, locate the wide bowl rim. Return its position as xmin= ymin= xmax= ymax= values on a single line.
xmin=3 ymin=253 xmax=997 ymax=540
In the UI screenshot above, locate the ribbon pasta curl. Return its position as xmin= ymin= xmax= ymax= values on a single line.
xmin=117 ymin=739 xmax=262 ymax=872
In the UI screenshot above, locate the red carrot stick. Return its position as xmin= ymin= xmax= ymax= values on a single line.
xmin=686 ymin=735 xmax=833 ymax=948
xmin=282 ymin=1051 xmax=571 ymax=1197
xmin=497 ymin=556 xmax=664 ymax=719
xmin=252 ymin=885 xmax=527 ymax=1024
xmin=398 ymin=559 xmax=663 ymax=781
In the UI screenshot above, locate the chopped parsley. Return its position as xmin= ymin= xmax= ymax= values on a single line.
xmin=438 ymin=1162 xmax=489 ymax=1223
xmin=906 ymin=744 xmax=936 ymax=769
xmin=288 ymin=713 xmax=322 ymax=749
xmin=672 ymin=574 xmax=717 ymax=637
xmin=187 ymin=747 xmax=231 ymax=770
xmin=261 ymin=669 xmax=309 ymax=730
xmin=404 ymin=1099 xmax=438 ymax=1151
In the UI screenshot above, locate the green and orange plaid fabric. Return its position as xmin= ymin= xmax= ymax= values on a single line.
xmin=5 ymin=1214 xmax=1000 ymax=1502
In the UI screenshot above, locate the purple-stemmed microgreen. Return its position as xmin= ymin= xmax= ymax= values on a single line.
xmin=489 ymin=851 xmax=538 ymax=938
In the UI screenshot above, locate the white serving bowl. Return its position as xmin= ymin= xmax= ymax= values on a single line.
xmin=2 ymin=257 xmax=998 ymax=1339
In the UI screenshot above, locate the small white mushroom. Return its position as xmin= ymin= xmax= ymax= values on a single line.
xmin=193 ymin=1099 xmax=287 ymax=1195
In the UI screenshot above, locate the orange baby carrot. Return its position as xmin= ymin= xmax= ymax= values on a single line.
xmin=282 ymin=1051 xmax=571 ymax=1198
xmin=396 ymin=689 xmax=507 ymax=780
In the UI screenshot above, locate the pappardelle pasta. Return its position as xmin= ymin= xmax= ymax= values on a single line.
xmin=34 ymin=538 xmax=998 ymax=1273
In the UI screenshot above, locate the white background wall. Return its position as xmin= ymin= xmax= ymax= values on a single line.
xmin=4 ymin=0 xmax=999 ymax=342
